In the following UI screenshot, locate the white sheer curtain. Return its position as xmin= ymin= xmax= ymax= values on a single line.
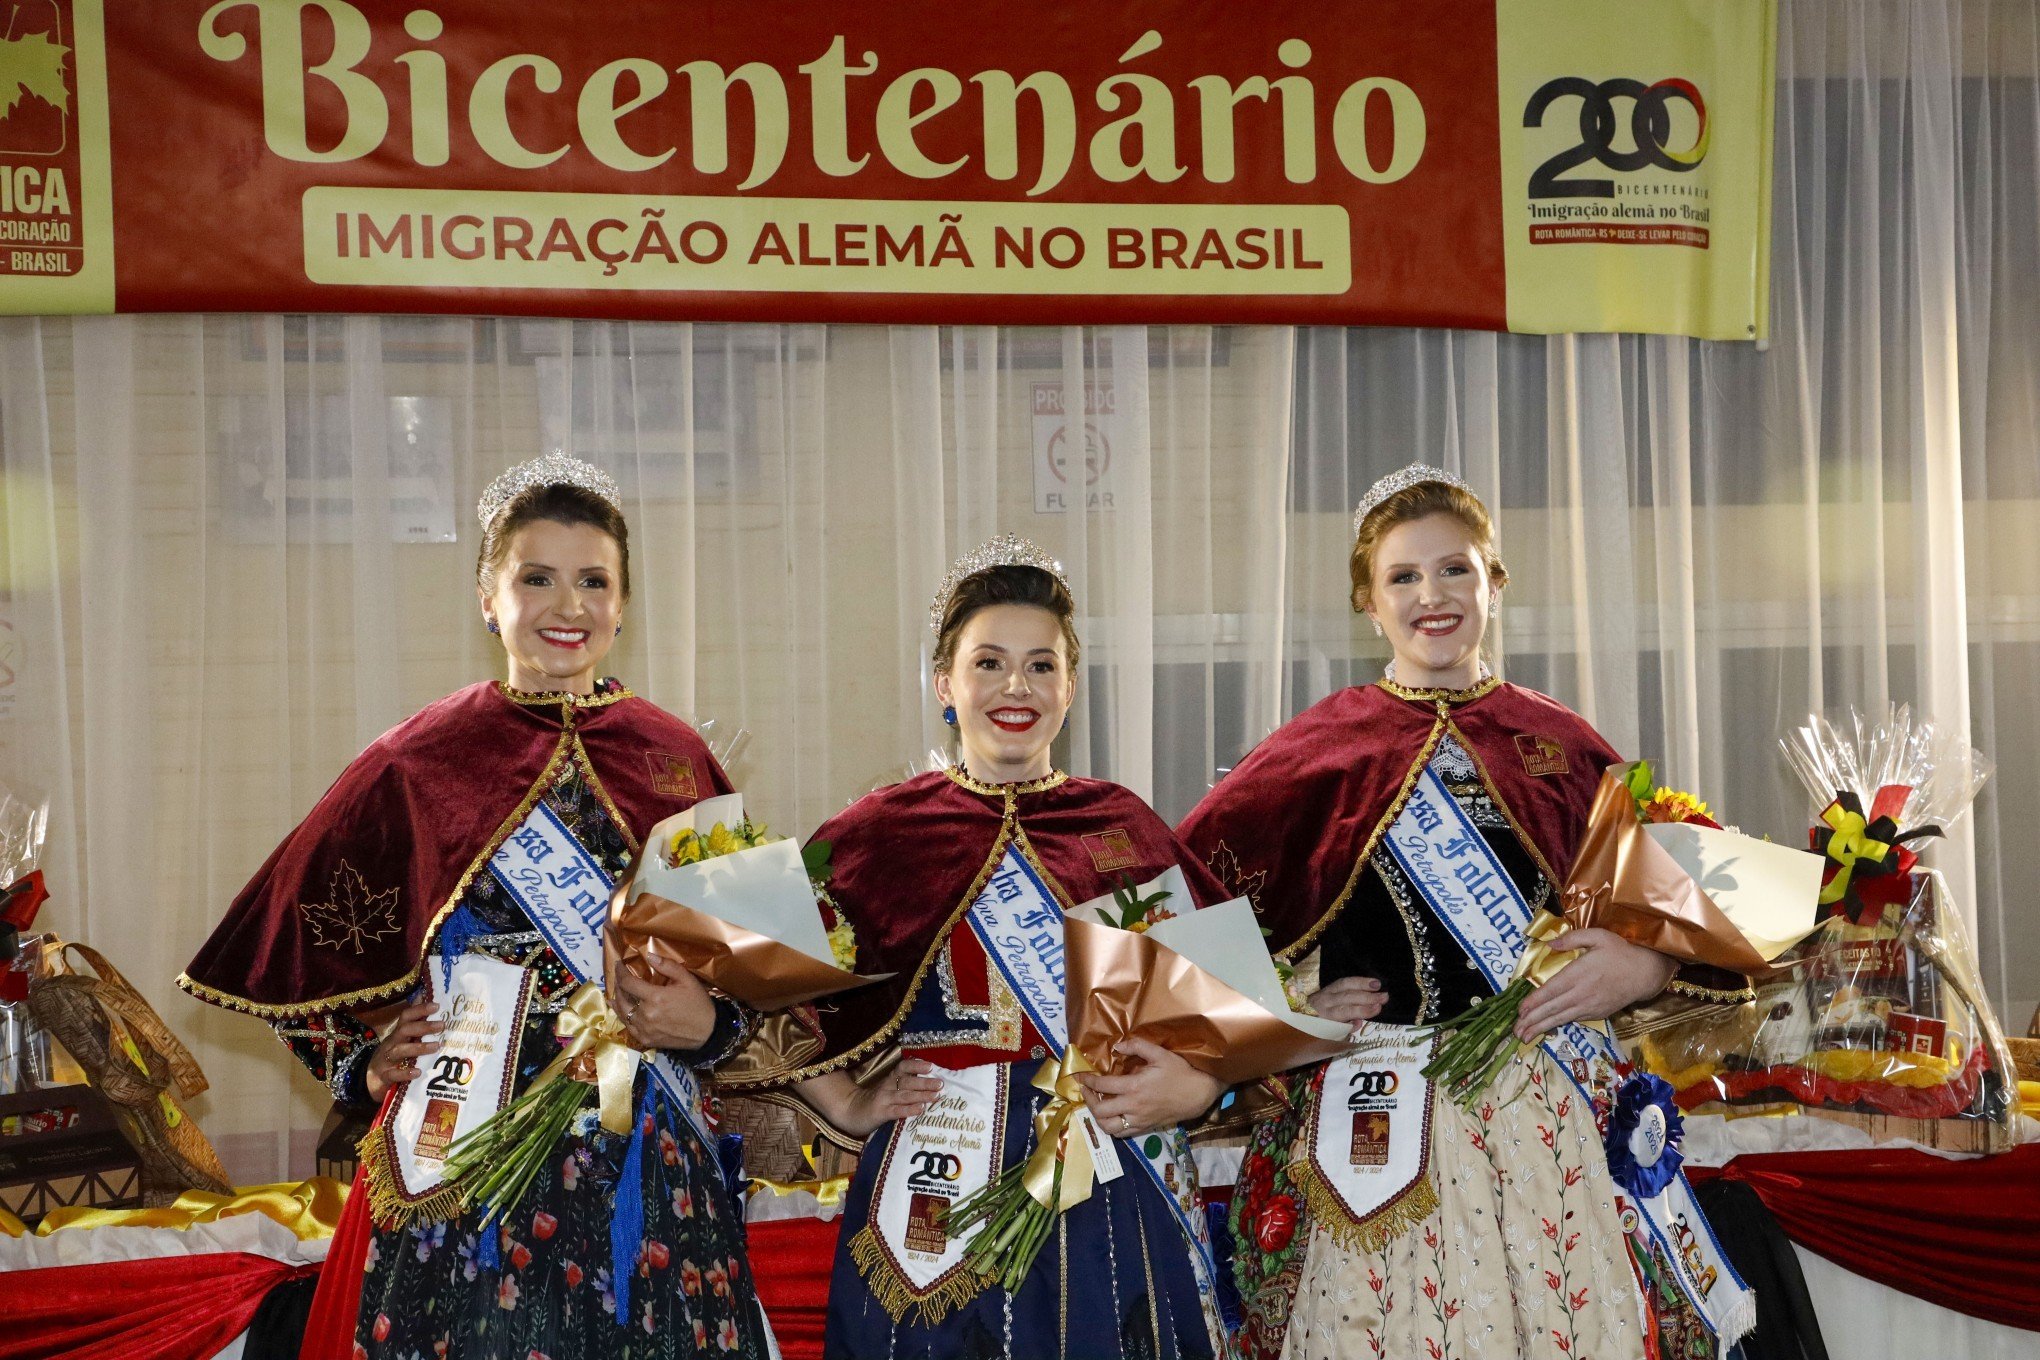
xmin=0 ymin=0 xmax=2034 ymax=1182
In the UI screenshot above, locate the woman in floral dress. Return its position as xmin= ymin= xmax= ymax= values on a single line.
xmin=182 ymin=454 xmax=773 ymax=1359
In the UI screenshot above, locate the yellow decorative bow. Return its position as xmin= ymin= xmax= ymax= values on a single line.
xmin=1816 ymin=802 xmax=1892 ymax=905
xmin=1022 ymin=1047 xmax=1099 ymax=1214
xmin=531 ymin=982 xmax=643 ymax=1135
xmin=1511 ymin=908 xmax=1581 ymax=988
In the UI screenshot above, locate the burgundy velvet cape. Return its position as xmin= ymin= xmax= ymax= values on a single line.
xmin=179 ymin=682 xmax=730 ymax=1018
xmin=1176 ymin=680 xmax=1621 ymax=962
xmin=798 ymin=770 xmax=1231 ymax=1073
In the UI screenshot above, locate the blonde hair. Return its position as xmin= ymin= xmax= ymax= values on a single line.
xmin=1349 ymin=481 xmax=1508 ymax=613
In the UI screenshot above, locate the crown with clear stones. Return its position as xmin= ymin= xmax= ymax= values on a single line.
xmin=1352 ymin=463 xmax=1478 ymax=538
xmin=476 ymin=450 xmax=622 ymax=529
xmin=928 ymin=534 xmax=1069 ymax=635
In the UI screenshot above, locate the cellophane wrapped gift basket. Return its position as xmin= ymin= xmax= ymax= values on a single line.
xmin=1628 ymin=708 xmax=2023 ymax=1152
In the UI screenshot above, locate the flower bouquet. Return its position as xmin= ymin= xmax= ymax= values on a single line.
xmin=1420 ymin=761 xmax=1826 ymax=1106
xmin=605 ymin=793 xmax=883 ymax=1011
xmin=445 ymin=794 xmax=883 ymax=1224
xmin=942 ymin=869 xmax=1350 ymax=1290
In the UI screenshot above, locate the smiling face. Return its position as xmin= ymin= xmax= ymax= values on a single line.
xmin=1364 ymin=512 xmax=1496 ymax=689
xmin=479 ymin=518 xmax=624 ymax=695
xmin=933 ymin=603 xmax=1076 ymax=784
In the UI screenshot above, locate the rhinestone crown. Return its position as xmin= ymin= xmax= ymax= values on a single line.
xmin=1351 ymin=463 xmax=1478 ymax=539
xmin=928 ymin=534 xmax=1069 ymax=635
xmin=476 ymin=451 xmax=622 ymax=529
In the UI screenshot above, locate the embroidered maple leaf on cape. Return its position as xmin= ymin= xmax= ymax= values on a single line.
xmin=1208 ymin=841 xmax=1268 ymax=907
xmin=301 ymin=862 xmax=404 ymax=954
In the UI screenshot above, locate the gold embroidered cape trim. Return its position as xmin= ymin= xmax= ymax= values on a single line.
xmin=942 ymin=765 xmax=1070 ymax=797
xmin=177 ymin=728 xmax=583 ymax=1020
xmin=1666 ymin=977 xmax=1757 ymax=1004
xmin=496 ymin=681 xmax=635 ymax=709
xmin=1375 ymin=674 xmax=1502 ymax=707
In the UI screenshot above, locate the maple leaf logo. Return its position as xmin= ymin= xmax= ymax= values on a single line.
xmin=300 ymin=862 xmax=404 ymax=955
xmin=0 ymin=30 xmax=69 ymax=120
xmin=1208 ymin=841 xmax=1268 ymax=906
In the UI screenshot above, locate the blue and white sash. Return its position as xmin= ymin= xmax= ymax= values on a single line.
xmin=487 ymin=800 xmax=713 ymax=1148
xmin=965 ymin=846 xmax=1225 ymax=1331
xmin=1384 ymin=765 xmax=1756 ymax=1343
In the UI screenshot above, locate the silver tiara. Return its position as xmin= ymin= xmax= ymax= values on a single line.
xmin=476 ymin=451 xmax=622 ymax=530
xmin=928 ymin=534 xmax=1069 ymax=635
xmin=1351 ymin=463 xmax=1478 ymax=538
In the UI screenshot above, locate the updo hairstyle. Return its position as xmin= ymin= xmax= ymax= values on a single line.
xmin=932 ymin=565 xmax=1082 ymax=673
xmin=477 ymin=483 xmax=632 ymax=599
xmin=1349 ymin=481 xmax=1508 ymax=614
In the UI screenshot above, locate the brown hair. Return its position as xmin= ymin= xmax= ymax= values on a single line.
xmin=932 ymin=565 xmax=1082 ymax=673
xmin=1349 ymin=481 xmax=1508 ymax=613
xmin=477 ymin=483 xmax=631 ymax=599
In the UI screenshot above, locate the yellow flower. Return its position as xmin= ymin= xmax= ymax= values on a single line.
xmin=1642 ymin=787 xmax=1712 ymax=825
xmin=826 ymin=916 xmax=858 ymax=972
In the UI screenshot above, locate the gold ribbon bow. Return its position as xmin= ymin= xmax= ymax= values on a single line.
xmin=1021 ymin=1047 xmax=1100 ymax=1214
xmin=1817 ymin=802 xmax=1892 ymax=905
xmin=1511 ymin=907 xmax=1581 ymax=988
xmin=531 ymin=982 xmax=643 ymax=1135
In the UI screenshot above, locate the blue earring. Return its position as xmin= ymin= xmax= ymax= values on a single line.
xmin=942 ymin=705 xmax=957 ymax=726
xmin=486 ymin=618 xmax=500 ymax=635
xmin=614 ymin=624 xmax=622 ymax=636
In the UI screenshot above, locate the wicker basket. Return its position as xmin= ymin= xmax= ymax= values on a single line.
xmin=25 ymin=941 xmax=231 ymax=1204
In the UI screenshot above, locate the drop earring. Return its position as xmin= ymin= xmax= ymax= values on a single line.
xmin=942 ymin=705 xmax=957 ymax=726
xmin=1369 ymin=616 xmax=1384 ymax=638
xmin=486 ymin=618 xmax=500 ymax=635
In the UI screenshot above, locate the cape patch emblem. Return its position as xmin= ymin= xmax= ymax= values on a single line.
xmin=1515 ymin=734 xmax=1569 ymax=777
xmin=1082 ymin=829 xmax=1141 ymax=874
xmin=648 ymin=752 xmax=698 ymax=799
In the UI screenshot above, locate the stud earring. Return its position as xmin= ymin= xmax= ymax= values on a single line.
xmin=486 ymin=618 xmax=500 ymax=635
xmin=942 ymin=705 xmax=957 ymax=726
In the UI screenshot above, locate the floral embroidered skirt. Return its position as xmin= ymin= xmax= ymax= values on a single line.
xmin=825 ymin=1060 xmax=1227 ymax=1360
xmin=1230 ymin=1050 xmax=1720 ymax=1360
xmin=354 ymin=1079 xmax=772 ymax=1360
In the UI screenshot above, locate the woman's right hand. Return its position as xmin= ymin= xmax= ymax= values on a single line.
xmin=799 ymin=1062 xmax=945 ymax=1138
xmin=363 ymin=1002 xmax=443 ymax=1102
xmin=1311 ymin=975 xmax=1389 ymax=1030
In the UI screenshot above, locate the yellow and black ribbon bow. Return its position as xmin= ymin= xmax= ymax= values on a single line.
xmin=1809 ymin=789 xmax=1941 ymax=926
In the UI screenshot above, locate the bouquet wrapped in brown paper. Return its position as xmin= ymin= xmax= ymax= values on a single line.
xmin=1422 ymin=762 xmax=1825 ymax=1105
xmin=942 ymin=868 xmax=1348 ymax=1290
xmin=605 ymin=793 xmax=888 ymax=1012
xmin=1061 ymin=867 xmax=1352 ymax=1087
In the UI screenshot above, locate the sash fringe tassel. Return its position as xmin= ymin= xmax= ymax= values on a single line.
xmin=847 ymin=1223 xmax=995 ymax=1326
xmin=356 ymin=1123 xmax=469 ymax=1231
xmin=1286 ymin=1155 xmax=1440 ymax=1256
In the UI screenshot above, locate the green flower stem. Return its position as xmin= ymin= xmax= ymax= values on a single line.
xmin=1417 ymin=976 xmax=1534 ymax=1106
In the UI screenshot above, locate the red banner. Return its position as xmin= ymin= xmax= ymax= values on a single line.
xmin=0 ymin=1 xmax=1774 ymax=337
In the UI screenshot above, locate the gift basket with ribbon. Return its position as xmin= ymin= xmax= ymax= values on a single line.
xmin=1631 ymin=707 xmax=2021 ymax=1150
xmin=1 ymin=783 xmax=234 ymax=1220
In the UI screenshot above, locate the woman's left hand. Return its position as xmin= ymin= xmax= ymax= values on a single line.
xmin=1074 ymin=1036 xmax=1225 ymax=1139
xmin=611 ymin=952 xmax=719 ymax=1052
xmin=1513 ymin=929 xmax=1677 ymax=1041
